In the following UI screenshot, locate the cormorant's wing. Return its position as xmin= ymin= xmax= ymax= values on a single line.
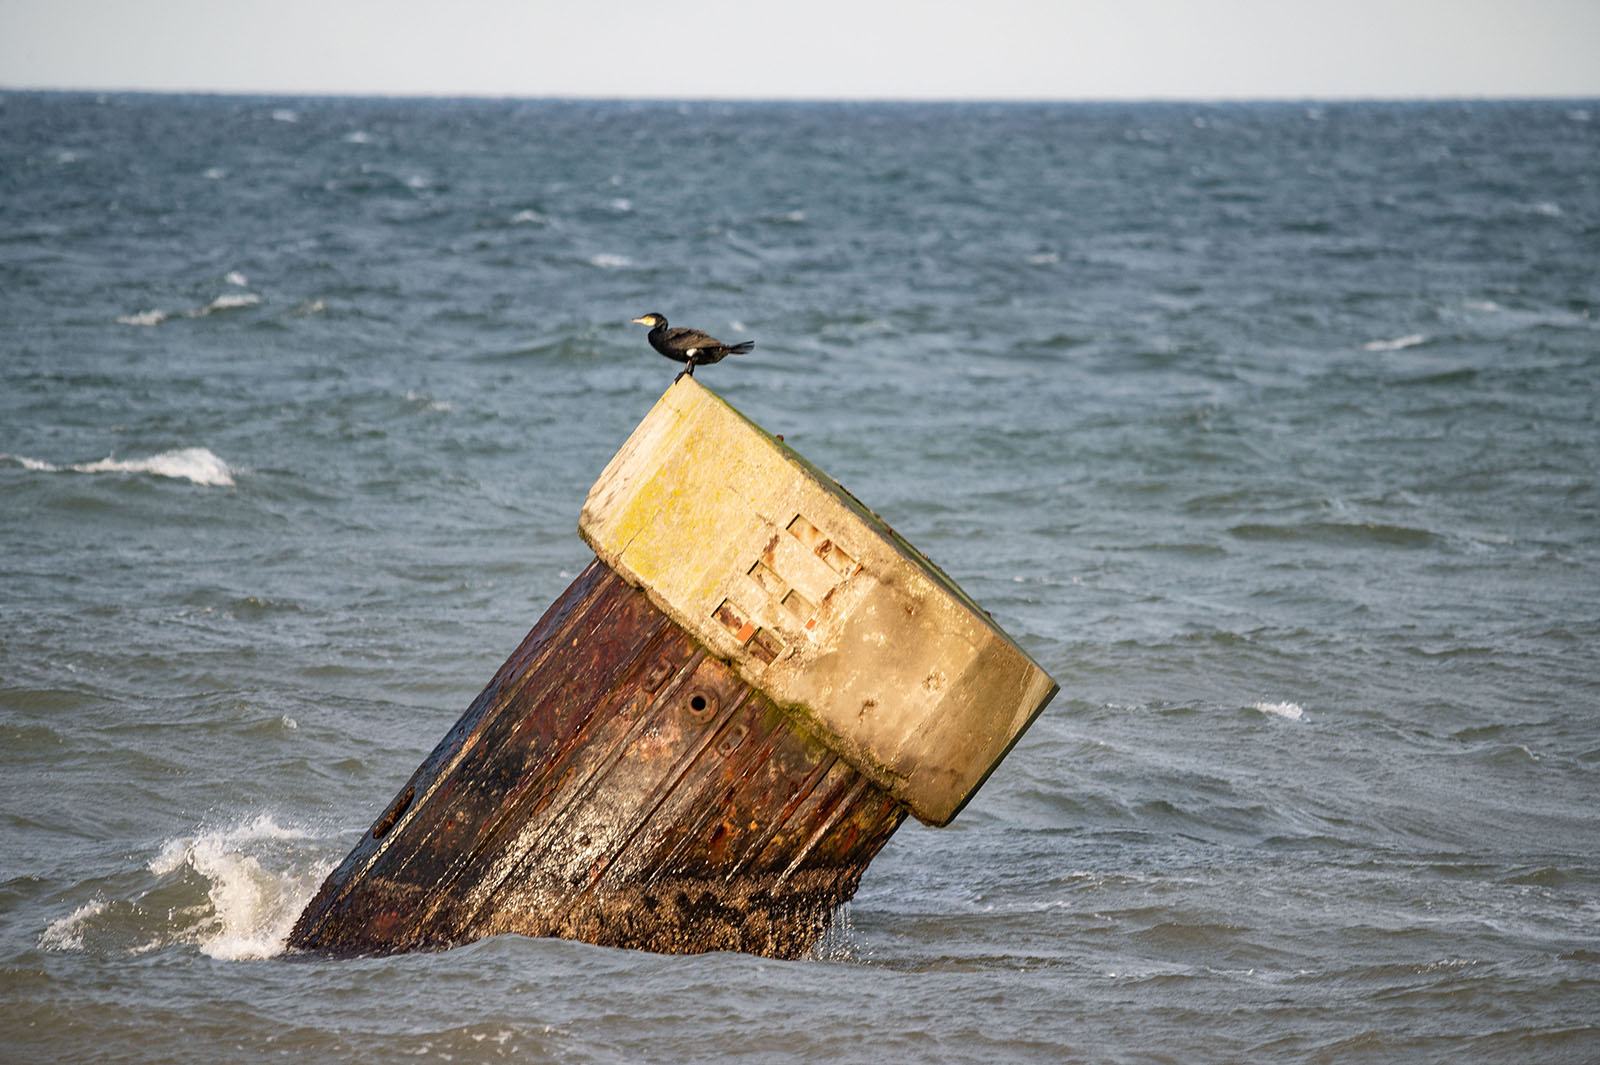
xmin=664 ymin=327 xmax=720 ymax=350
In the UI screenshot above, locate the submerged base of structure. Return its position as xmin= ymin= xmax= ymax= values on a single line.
xmin=288 ymin=559 xmax=907 ymax=960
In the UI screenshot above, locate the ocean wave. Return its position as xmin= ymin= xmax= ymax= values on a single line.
xmin=2 ymin=447 xmax=236 ymax=486
xmin=1362 ymin=333 xmax=1427 ymax=352
xmin=1252 ymin=700 xmax=1305 ymax=721
xmin=40 ymin=898 xmax=108 ymax=952
xmin=40 ymin=814 xmax=332 ymax=960
xmin=116 ymin=308 xmax=171 ymax=326
xmin=1229 ymin=520 xmax=1439 ymax=549
xmin=150 ymin=815 xmax=330 ymax=960
xmin=192 ymin=292 xmax=261 ymax=316
xmin=117 ymin=291 xmax=261 ymax=326
xmin=405 ymin=389 xmax=453 ymax=413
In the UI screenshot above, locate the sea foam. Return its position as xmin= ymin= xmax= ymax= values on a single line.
xmin=1252 ymin=700 xmax=1305 ymax=721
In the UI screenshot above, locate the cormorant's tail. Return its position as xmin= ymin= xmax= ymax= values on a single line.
xmin=728 ymin=341 xmax=755 ymax=355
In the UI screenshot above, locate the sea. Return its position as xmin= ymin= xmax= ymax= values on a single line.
xmin=2 ymin=92 xmax=1597 ymax=1064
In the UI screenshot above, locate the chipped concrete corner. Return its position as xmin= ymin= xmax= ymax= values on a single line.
xmin=580 ymin=377 xmax=1059 ymax=826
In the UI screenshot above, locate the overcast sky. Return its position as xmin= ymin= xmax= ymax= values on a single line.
xmin=3 ymin=0 xmax=1598 ymax=100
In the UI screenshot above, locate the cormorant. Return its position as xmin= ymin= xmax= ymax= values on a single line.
xmin=630 ymin=313 xmax=754 ymax=379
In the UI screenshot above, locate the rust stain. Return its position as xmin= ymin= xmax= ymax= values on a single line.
xmin=288 ymin=559 xmax=906 ymax=960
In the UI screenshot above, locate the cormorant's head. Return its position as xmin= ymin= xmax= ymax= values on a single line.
xmin=630 ymin=313 xmax=665 ymax=328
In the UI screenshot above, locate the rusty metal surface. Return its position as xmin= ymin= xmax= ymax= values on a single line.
xmin=288 ymin=559 xmax=907 ymax=959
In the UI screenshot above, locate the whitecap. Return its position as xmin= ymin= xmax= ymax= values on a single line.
xmin=224 ymin=270 xmax=249 ymax=287
xmin=589 ymin=253 xmax=631 ymax=269
xmin=40 ymin=898 xmax=107 ymax=951
xmin=85 ymin=447 xmax=235 ymax=486
xmin=117 ymin=308 xmax=170 ymax=326
xmin=1 ymin=453 xmax=61 ymax=472
xmin=118 ymin=289 xmax=262 ymax=325
xmin=510 ymin=209 xmax=548 ymax=225
xmin=343 ymin=130 xmax=371 ymax=144
xmin=271 ymin=109 xmax=298 ymax=123
xmin=11 ymin=446 xmax=239 ymax=486
xmin=1252 ymin=700 xmax=1304 ymax=721
xmin=1464 ymin=299 xmax=1501 ymax=313
xmin=202 ymin=166 xmax=227 ymax=180
xmin=1362 ymin=334 xmax=1426 ymax=352
xmin=189 ymin=292 xmax=260 ymax=316
xmin=608 ymin=197 xmax=633 ymax=213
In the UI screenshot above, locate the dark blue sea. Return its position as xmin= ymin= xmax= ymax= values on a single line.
xmin=3 ymin=93 xmax=1598 ymax=1063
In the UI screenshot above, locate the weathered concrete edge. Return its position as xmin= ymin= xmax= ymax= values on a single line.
xmin=578 ymin=378 xmax=1059 ymax=825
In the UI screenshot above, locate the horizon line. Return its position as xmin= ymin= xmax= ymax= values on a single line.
xmin=4 ymin=84 xmax=1599 ymax=106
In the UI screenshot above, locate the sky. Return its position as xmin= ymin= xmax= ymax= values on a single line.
xmin=2 ymin=0 xmax=1598 ymax=100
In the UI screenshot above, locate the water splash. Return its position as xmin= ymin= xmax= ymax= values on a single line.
xmin=40 ymin=814 xmax=332 ymax=960
xmin=147 ymin=815 xmax=329 ymax=960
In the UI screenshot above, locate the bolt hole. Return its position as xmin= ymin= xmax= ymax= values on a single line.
xmin=685 ymin=690 xmax=717 ymax=721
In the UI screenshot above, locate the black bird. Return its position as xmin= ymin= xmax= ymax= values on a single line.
xmin=630 ymin=313 xmax=754 ymax=379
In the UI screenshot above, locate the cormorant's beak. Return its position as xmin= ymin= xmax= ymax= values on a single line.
xmin=630 ymin=315 xmax=650 ymax=325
